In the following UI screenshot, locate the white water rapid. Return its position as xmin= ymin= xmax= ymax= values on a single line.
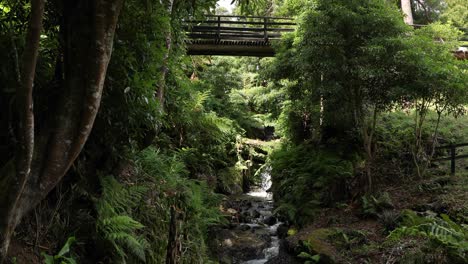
xmin=241 ymin=167 xmax=281 ymax=264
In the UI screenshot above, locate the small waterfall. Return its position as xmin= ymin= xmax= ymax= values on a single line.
xmin=241 ymin=167 xmax=281 ymax=264
xmin=246 ymin=166 xmax=273 ymax=199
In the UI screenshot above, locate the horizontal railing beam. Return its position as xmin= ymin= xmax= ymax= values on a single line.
xmin=188 ymin=33 xmax=282 ymax=39
xmin=186 ymin=20 xmax=296 ymax=26
xmin=436 ymin=143 xmax=468 ymax=149
xmin=203 ymin=14 xmax=294 ymax=20
xmin=189 ymin=26 xmax=294 ymax=32
xmin=433 ymin=154 xmax=468 ymax=162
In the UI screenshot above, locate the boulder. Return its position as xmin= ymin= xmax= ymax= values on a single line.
xmin=298 ymin=228 xmax=339 ymax=264
xmin=277 ymin=224 xmax=289 ymax=239
xmin=209 ymin=228 xmax=269 ymax=263
xmin=263 ymin=216 xmax=277 ymax=226
xmin=251 ymin=209 xmax=261 ymax=218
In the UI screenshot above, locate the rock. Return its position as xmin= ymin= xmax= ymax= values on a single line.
xmin=263 ymin=216 xmax=277 ymax=226
xmin=209 ymin=228 xmax=268 ymax=263
xmin=299 ymin=228 xmax=340 ymax=263
xmin=251 ymin=209 xmax=261 ymax=218
xmin=238 ymin=225 xmax=251 ymax=231
xmin=223 ymin=238 xmax=233 ymax=247
xmin=227 ymin=208 xmax=238 ymax=214
xmin=277 ymin=224 xmax=289 ymax=239
xmin=240 ymin=212 xmax=252 ymax=223
xmin=254 ymin=229 xmax=272 ymax=243
xmin=220 ymin=182 xmax=243 ymax=195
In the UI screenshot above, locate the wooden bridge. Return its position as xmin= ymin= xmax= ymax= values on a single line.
xmin=185 ymin=15 xmax=295 ymax=57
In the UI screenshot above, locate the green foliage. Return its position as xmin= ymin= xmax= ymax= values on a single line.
xmin=95 ymin=176 xmax=149 ymax=263
xmin=87 ymin=147 xmax=227 ymax=264
xmin=272 ymin=0 xmax=410 ymax=142
xmin=329 ymin=229 xmax=368 ymax=250
xmin=133 ymin=147 xmax=226 ymax=264
xmin=195 ymin=56 xmax=283 ymax=138
xmin=297 ymin=249 xmax=321 ymax=264
xmin=269 ymin=0 xmax=467 ymax=188
xmin=271 ymin=144 xmax=353 ymax=225
xmin=388 ymin=210 xmax=468 ymax=261
xmin=360 ymin=192 xmax=394 ymax=217
xmin=440 ymin=0 xmax=468 ymax=28
xmin=42 ymin=237 xmax=77 ymax=264
xmin=378 ymin=210 xmax=401 ymax=232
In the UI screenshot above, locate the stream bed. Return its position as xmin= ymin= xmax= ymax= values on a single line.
xmin=210 ymin=169 xmax=285 ymax=264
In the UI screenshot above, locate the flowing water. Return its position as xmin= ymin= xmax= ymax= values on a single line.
xmin=240 ymin=167 xmax=282 ymax=264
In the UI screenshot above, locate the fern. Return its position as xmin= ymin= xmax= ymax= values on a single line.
xmin=388 ymin=210 xmax=468 ymax=261
xmin=95 ymin=176 xmax=149 ymax=263
xmin=132 ymin=148 xmax=226 ymax=263
xmin=270 ymin=144 xmax=353 ymax=225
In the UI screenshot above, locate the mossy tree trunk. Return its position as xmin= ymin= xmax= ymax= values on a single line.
xmin=0 ymin=0 xmax=123 ymax=260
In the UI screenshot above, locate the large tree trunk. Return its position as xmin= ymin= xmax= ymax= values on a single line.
xmin=0 ymin=0 xmax=44 ymax=258
xmin=401 ymin=0 xmax=414 ymax=25
xmin=0 ymin=0 xmax=124 ymax=260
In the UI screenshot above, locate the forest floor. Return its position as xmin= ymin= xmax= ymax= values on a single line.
xmin=284 ymin=167 xmax=468 ymax=263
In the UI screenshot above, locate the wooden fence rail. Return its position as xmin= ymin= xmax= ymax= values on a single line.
xmin=433 ymin=143 xmax=468 ymax=175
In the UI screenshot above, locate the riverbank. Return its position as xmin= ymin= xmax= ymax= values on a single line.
xmin=275 ymin=173 xmax=468 ymax=263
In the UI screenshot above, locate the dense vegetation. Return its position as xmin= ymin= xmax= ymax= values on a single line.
xmin=0 ymin=0 xmax=467 ymax=263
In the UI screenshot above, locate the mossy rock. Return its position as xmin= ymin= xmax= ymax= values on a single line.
xmin=300 ymin=228 xmax=340 ymax=264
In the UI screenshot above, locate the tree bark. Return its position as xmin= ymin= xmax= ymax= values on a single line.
xmin=166 ymin=206 xmax=181 ymax=264
xmin=0 ymin=0 xmax=44 ymax=259
xmin=156 ymin=0 xmax=177 ymax=112
xmin=0 ymin=0 xmax=124 ymax=260
xmin=401 ymin=0 xmax=414 ymax=25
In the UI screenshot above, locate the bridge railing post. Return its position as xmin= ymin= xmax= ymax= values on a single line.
xmin=263 ymin=17 xmax=268 ymax=42
xmin=217 ymin=16 xmax=221 ymax=43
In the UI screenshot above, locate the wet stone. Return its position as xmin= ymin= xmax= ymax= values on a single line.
xmin=209 ymin=167 xmax=283 ymax=264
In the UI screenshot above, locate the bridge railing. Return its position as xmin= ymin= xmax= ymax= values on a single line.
xmin=185 ymin=15 xmax=295 ymax=43
xmin=433 ymin=143 xmax=468 ymax=175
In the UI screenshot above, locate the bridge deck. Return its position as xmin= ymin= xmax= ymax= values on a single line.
xmin=185 ymin=15 xmax=295 ymax=57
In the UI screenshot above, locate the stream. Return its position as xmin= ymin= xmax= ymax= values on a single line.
xmin=210 ymin=167 xmax=284 ymax=264
xmin=241 ymin=168 xmax=282 ymax=264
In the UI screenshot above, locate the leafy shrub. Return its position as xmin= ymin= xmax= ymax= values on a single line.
xmin=378 ymin=210 xmax=401 ymax=232
xmin=134 ymin=147 xmax=226 ymax=264
xmin=329 ymin=229 xmax=368 ymax=250
xmin=92 ymin=148 xmax=227 ymax=264
xmin=42 ymin=237 xmax=77 ymax=264
xmin=388 ymin=210 xmax=468 ymax=262
xmin=271 ymin=144 xmax=353 ymax=225
xmin=360 ymin=192 xmax=394 ymax=217
xmin=95 ymin=176 xmax=149 ymax=263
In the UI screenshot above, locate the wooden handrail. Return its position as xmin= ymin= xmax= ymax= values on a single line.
xmin=186 ymin=20 xmax=296 ymax=26
xmin=432 ymin=143 xmax=468 ymax=175
xmin=435 ymin=142 xmax=468 ymax=149
xmin=204 ymin=14 xmax=294 ymax=20
xmin=188 ymin=26 xmax=294 ymax=32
